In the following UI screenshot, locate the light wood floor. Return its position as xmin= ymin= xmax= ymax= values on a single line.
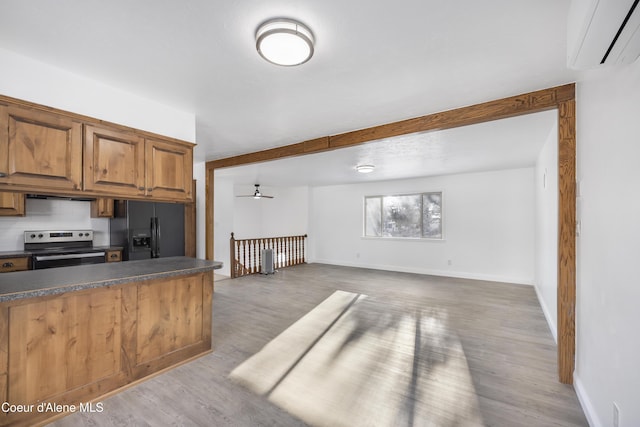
xmin=50 ymin=263 xmax=587 ymax=426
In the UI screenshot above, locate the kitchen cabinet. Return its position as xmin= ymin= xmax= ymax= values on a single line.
xmin=145 ymin=137 xmax=193 ymax=201
xmin=0 ymin=263 xmax=214 ymax=426
xmin=0 ymin=256 xmax=30 ymax=273
xmin=84 ymin=124 xmax=146 ymax=198
xmin=105 ymin=249 xmax=122 ymax=262
xmin=84 ymin=124 xmax=193 ymax=201
xmin=90 ymin=197 xmax=115 ymax=218
xmin=0 ymin=95 xmax=194 ymax=203
xmin=0 ymin=191 xmax=25 ymax=216
xmin=0 ymin=104 xmax=83 ymax=192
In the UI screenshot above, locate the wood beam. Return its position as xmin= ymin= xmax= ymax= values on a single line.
xmin=206 ymin=84 xmax=574 ymax=170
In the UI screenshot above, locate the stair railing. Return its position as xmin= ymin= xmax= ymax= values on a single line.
xmin=230 ymin=232 xmax=308 ymax=278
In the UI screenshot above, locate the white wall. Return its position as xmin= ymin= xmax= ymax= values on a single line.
xmin=212 ymin=182 xmax=310 ymax=277
xmin=310 ymin=168 xmax=535 ymax=284
xmin=534 ymin=122 xmax=559 ymax=342
xmin=0 ymin=48 xmax=195 ymax=142
xmin=213 ymin=177 xmax=235 ymax=276
xmin=192 ymin=160 xmax=207 ymax=259
xmin=0 ymin=199 xmax=109 ymax=251
xmin=232 ymin=185 xmax=309 ymax=239
xmin=573 ymin=59 xmax=640 ymax=427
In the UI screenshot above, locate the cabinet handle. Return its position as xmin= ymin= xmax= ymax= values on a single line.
xmin=0 ymin=172 xmax=7 ymax=178
xmin=2 ymin=262 xmax=14 ymax=268
xmin=110 ymin=253 xmax=118 ymax=258
xmin=138 ymin=186 xmax=145 ymax=190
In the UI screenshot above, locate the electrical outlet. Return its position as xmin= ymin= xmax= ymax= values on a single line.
xmin=613 ymin=402 xmax=620 ymax=427
xmin=447 ymin=259 xmax=452 ymax=266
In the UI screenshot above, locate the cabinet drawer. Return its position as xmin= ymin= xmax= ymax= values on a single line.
xmin=0 ymin=257 xmax=30 ymax=272
xmin=105 ymin=250 xmax=122 ymax=263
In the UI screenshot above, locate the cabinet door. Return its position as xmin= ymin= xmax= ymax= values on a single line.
xmin=7 ymin=288 xmax=122 ymax=405
xmin=0 ymin=105 xmax=82 ymax=191
xmin=0 ymin=192 xmax=25 ymax=216
xmin=90 ymin=198 xmax=114 ymax=218
xmin=145 ymin=138 xmax=193 ymax=201
xmin=84 ymin=125 xmax=145 ymax=197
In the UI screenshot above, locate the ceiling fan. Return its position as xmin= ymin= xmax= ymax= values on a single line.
xmin=236 ymin=184 xmax=274 ymax=199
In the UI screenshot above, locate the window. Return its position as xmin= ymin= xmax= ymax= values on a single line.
xmin=364 ymin=192 xmax=442 ymax=239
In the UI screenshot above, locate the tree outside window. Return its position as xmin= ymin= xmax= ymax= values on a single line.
xmin=365 ymin=192 xmax=442 ymax=239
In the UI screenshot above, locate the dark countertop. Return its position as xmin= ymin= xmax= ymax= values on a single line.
xmin=0 ymin=251 xmax=30 ymax=259
xmin=0 ymin=256 xmax=223 ymax=302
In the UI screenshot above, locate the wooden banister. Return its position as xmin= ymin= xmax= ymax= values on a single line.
xmin=230 ymin=233 xmax=308 ymax=279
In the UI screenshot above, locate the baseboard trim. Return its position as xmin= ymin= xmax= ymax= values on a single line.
xmin=308 ymin=259 xmax=533 ymax=286
xmin=574 ymin=374 xmax=602 ymax=427
xmin=533 ymin=284 xmax=558 ymax=343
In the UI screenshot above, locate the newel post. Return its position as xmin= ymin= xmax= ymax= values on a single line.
xmin=230 ymin=232 xmax=236 ymax=279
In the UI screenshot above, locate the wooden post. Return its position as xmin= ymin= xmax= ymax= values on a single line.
xmin=303 ymin=234 xmax=307 ymax=263
xmin=230 ymin=233 xmax=236 ymax=278
xmin=252 ymin=239 xmax=257 ymax=273
xmin=557 ymin=99 xmax=576 ymax=384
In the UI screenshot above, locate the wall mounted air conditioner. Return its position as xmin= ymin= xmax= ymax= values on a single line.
xmin=567 ymin=0 xmax=640 ymax=68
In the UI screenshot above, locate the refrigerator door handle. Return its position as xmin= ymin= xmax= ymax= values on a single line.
xmin=155 ymin=217 xmax=161 ymax=258
xmin=150 ymin=217 xmax=157 ymax=258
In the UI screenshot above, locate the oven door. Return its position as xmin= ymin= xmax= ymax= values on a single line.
xmin=32 ymin=252 xmax=106 ymax=270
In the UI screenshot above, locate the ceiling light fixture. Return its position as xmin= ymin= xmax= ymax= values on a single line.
xmin=356 ymin=164 xmax=375 ymax=174
xmin=256 ymin=18 xmax=314 ymax=66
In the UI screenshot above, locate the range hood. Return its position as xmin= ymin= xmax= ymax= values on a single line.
xmin=26 ymin=194 xmax=96 ymax=202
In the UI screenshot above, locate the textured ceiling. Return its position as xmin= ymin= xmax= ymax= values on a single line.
xmin=216 ymin=110 xmax=557 ymax=188
xmin=0 ymin=0 xmax=576 ymax=163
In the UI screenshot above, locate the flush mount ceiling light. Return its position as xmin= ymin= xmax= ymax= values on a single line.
xmin=356 ymin=164 xmax=375 ymax=174
xmin=256 ymin=18 xmax=314 ymax=66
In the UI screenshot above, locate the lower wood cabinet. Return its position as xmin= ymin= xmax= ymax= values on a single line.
xmin=105 ymin=249 xmax=122 ymax=262
xmin=0 ymin=257 xmax=30 ymax=273
xmin=0 ymin=270 xmax=213 ymax=426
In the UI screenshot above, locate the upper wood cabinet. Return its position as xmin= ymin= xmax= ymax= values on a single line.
xmin=0 ymin=191 xmax=25 ymax=216
xmin=84 ymin=125 xmax=146 ymax=197
xmin=0 ymin=96 xmax=194 ymax=202
xmin=90 ymin=197 xmax=115 ymax=218
xmin=84 ymin=125 xmax=193 ymax=201
xmin=0 ymin=104 xmax=83 ymax=192
xmin=145 ymin=138 xmax=193 ymax=201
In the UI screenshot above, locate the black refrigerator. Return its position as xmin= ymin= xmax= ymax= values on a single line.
xmin=109 ymin=200 xmax=185 ymax=261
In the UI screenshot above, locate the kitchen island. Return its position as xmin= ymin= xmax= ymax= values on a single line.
xmin=0 ymin=257 xmax=222 ymax=426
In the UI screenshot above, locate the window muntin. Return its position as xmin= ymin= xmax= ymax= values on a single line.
xmin=364 ymin=192 xmax=442 ymax=239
